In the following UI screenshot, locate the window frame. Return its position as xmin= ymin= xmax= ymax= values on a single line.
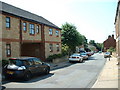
xmin=6 ymin=17 xmax=10 ymax=28
xmin=56 ymin=30 xmax=59 ymax=36
xmin=29 ymin=24 xmax=35 ymax=35
xmin=49 ymin=44 xmax=53 ymax=52
xmin=23 ymin=22 xmax=27 ymax=32
xmin=36 ymin=25 xmax=39 ymax=34
xmin=56 ymin=44 xmax=60 ymax=52
xmin=49 ymin=28 xmax=53 ymax=36
xmin=6 ymin=44 xmax=11 ymax=57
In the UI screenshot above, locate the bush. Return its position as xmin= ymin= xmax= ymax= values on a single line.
xmin=46 ymin=53 xmax=67 ymax=62
xmin=2 ymin=60 xmax=9 ymax=67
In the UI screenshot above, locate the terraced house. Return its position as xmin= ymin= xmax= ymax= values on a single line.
xmin=115 ymin=0 xmax=120 ymax=62
xmin=0 ymin=1 xmax=61 ymax=61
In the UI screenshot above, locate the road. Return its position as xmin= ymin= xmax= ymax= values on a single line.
xmin=3 ymin=53 xmax=106 ymax=88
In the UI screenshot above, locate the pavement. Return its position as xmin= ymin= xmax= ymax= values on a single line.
xmin=48 ymin=61 xmax=72 ymax=71
xmin=92 ymin=56 xmax=119 ymax=89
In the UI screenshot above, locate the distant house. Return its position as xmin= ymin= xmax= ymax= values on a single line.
xmin=76 ymin=45 xmax=85 ymax=53
xmin=103 ymin=35 xmax=116 ymax=52
xmin=88 ymin=44 xmax=97 ymax=52
xmin=114 ymin=0 xmax=120 ymax=61
xmin=0 ymin=1 xmax=61 ymax=61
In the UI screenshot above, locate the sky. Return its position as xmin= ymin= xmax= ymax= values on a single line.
xmin=1 ymin=0 xmax=118 ymax=43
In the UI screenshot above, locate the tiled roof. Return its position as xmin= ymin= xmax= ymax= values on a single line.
xmin=0 ymin=1 xmax=61 ymax=29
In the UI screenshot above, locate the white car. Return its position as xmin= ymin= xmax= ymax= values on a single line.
xmin=69 ymin=53 xmax=83 ymax=63
xmin=80 ymin=53 xmax=89 ymax=60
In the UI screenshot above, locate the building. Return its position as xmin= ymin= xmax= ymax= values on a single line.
xmin=103 ymin=35 xmax=116 ymax=52
xmin=115 ymin=0 xmax=120 ymax=62
xmin=0 ymin=1 xmax=61 ymax=61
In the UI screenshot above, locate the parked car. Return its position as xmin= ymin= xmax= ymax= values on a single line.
xmin=104 ymin=52 xmax=111 ymax=58
xmin=3 ymin=57 xmax=50 ymax=81
xmin=69 ymin=53 xmax=83 ymax=63
xmin=80 ymin=53 xmax=89 ymax=60
xmin=86 ymin=51 xmax=94 ymax=56
xmin=99 ymin=51 xmax=102 ymax=53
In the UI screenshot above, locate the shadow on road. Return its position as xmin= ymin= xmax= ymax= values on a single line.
xmin=86 ymin=56 xmax=97 ymax=61
xmin=2 ymin=73 xmax=54 ymax=84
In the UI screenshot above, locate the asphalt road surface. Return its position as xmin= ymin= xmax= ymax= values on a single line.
xmin=3 ymin=53 xmax=106 ymax=88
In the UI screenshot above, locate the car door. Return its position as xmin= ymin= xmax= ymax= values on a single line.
xmin=24 ymin=59 xmax=38 ymax=74
xmin=32 ymin=58 xmax=44 ymax=74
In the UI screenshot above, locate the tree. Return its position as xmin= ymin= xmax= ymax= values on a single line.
xmin=107 ymin=47 xmax=116 ymax=54
xmin=89 ymin=40 xmax=95 ymax=45
xmin=82 ymin=35 xmax=88 ymax=48
xmin=89 ymin=40 xmax=103 ymax=51
xmin=61 ymin=22 xmax=84 ymax=54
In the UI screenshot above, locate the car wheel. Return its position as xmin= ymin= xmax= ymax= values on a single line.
xmin=80 ymin=60 xmax=83 ymax=63
xmin=45 ymin=67 xmax=50 ymax=74
xmin=5 ymin=75 xmax=10 ymax=80
xmin=24 ymin=72 xmax=32 ymax=81
xmin=69 ymin=61 xmax=72 ymax=63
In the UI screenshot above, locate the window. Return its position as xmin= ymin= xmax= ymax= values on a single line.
xmin=9 ymin=59 xmax=23 ymax=66
xmin=49 ymin=28 xmax=53 ymax=35
xmin=28 ymin=59 xmax=34 ymax=65
xmin=49 ymin=44 xmax=53 ymax=52
xmin=23 ymin=22 xmax=27 ymax=31
xmin=56 ymin=30 xmax=59 ymax=36
xmin=6 ymin=17 xmax=10 ymax=28
xmin=6 ymin=44 xmax=11 ymax=56
xmin=36 ymin=25 xmax=39 ymax=33
xmin=56 ymin=44 xmax=60 ymax=51
xmin=29 ymin=24 xmax=35 ymax=35
xmin=33 ymin=58 xmax=42 ymax=65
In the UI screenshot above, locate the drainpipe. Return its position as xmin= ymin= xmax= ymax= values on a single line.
xmin=19 ymin=19 xmax=22 ymax=56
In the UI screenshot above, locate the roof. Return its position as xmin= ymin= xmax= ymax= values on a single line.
xmin=0 ymin=1 xmax=61 ymax=30
xmin=9 ymin=57 xmax=37 ymax=60
xmin=114 ymin=0 xmax=120 ymax=24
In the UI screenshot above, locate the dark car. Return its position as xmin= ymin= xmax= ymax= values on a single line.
xmin=4 ymin=57 xmax=50 ymax=81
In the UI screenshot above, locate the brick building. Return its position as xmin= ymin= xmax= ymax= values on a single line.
xmin=0 ymin=1 xmax=61 ymax=61
xmin=103 ymin=35 xmax=116 ymax=52
xmin=115 ymin=0 xmax=120 ymax=61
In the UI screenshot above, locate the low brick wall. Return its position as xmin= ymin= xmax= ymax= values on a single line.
xmin=112 ymin=52 xmax=117 ymax=57
xmin=52 ymin=55 xmax=69 ymax=64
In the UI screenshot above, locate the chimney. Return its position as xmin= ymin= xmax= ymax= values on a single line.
xmin=108 ymin=35 xmax=111 ymax=38
xmin=112 ymin=34 xmax=114 ymax=39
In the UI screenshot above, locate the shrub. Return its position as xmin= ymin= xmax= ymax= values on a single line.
xmin=2 ymin=60 xmax=9 ymax=67
xmin=46 ymin=53 xmax=67 ymax=62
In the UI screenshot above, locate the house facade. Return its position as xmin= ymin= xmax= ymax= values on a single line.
xmin=0 ymin=1 xmax=61 ymax=61
xmin=115 ymin=0 xmax=120 ymax=62
xmin=103 ymin=35 xmax=116 ymax=52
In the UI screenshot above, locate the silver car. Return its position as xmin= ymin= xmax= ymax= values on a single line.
xmin=104 ymin=52 xmax=111 ymax=58
xmin=69 ymin=53 xmax=83 ymax=63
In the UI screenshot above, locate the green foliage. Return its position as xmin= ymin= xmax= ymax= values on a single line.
xmin=61 ymin=22 xmax=85 ymax=53
xmin=89 ymin=40 xmax=103 ymax=51
xmin=46 ymin=52 xmax=67 ymax=62
xmin=89 ymin=40 xmax=95 ymax=45
xmin=2 ymin=60 xmax=9 ymax=67
xmin=107 ymin=47 xmax=116 ymax=53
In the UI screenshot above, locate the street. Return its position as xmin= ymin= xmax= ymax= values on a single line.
xmin=3 ymin=53 xmax=106 ymax=88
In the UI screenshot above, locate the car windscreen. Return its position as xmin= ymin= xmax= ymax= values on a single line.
xmin=81 ymin=53 xmax=86 ymax=55
xmin=9 ymin=59 xmax=23 ymax=66
xmin=72 ymin=54 xmax=80 ymax=56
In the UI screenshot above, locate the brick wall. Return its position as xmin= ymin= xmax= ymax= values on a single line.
xmin=103 ymin=35 xmax=116 ymax=51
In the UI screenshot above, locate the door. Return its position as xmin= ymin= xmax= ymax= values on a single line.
xmin=32 ymin=58 xmax=44 ymax=74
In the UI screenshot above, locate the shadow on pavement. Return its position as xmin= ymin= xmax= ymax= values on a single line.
xmin=0 ymin=86 xmax=6 ymax=90
xmin=2 ymin=73 xmax=54 ymax=84
xmin=86 ymin=56 xmax=97 ymax=61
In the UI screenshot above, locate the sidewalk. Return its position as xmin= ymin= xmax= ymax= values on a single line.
xmin=48 ymin=61 xmax=72 ymax=71
xmin=92 ymin=56 xmax=118 ymax=88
